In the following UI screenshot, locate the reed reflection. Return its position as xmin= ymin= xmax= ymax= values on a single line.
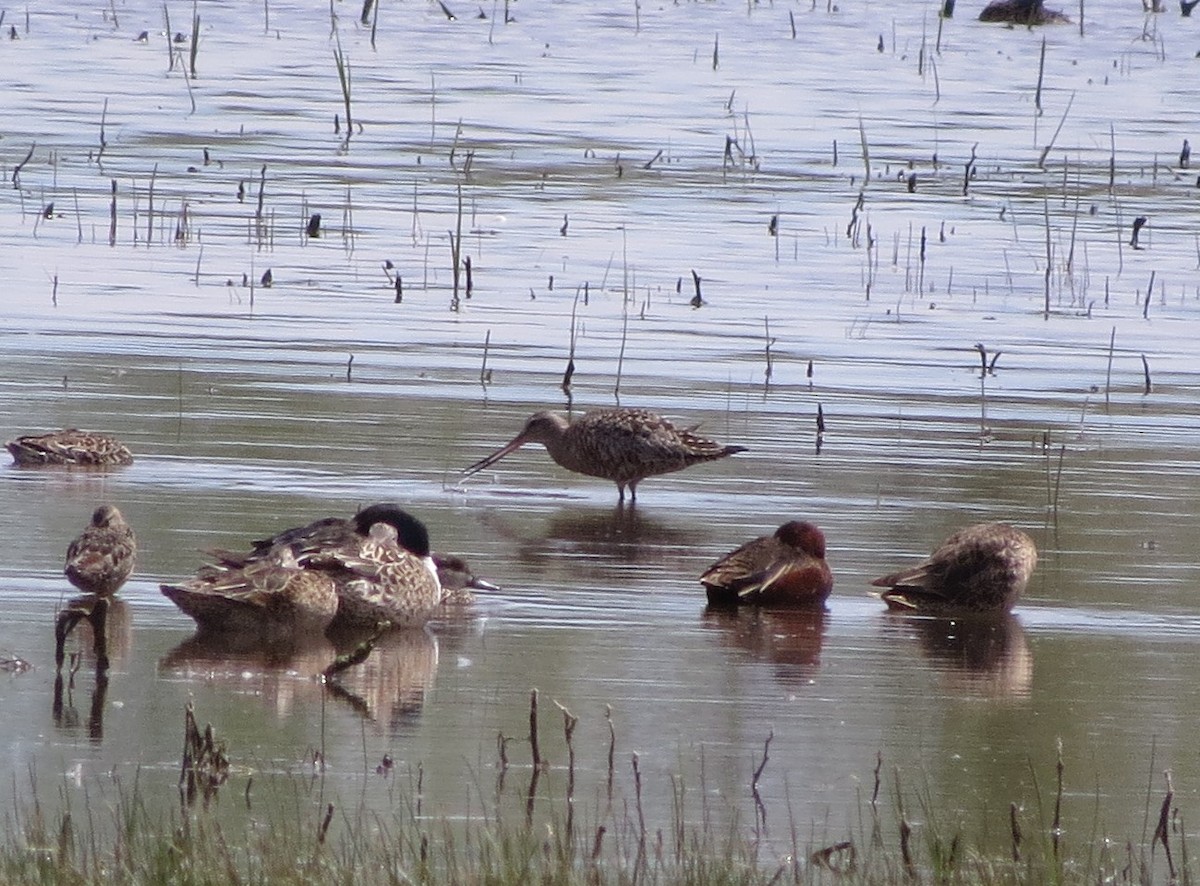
xmin=52 ymin=595 xmax=129 ymax=742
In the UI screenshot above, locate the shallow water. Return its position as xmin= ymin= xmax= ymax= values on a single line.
xmin=2 ymin=0 xmax=1200 ymax=859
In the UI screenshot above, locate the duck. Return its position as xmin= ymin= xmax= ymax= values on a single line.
xmin=160 ymin=548 xmax=339 ymax=640
xmin=314 ymin=521 xmax=443 ymax=629
xmin=700 ymin=521 xmax=833 ymax=608
xmin=179 ymin=503 xmax=488 ymax=632
xmin=871 ymin=522 xmax=1037 ymax=614
xmin=65 ymin=505 xmax=137 ymax=596
xmin=208 ymin=503 xmax=498 ymax=607
xmin=434 ymin=552 xmax=502 ymax=606
xmin=462 ymin=407 xmax=746 ymax=502
xmin=7 ymin=429 xmax=133 ymax=466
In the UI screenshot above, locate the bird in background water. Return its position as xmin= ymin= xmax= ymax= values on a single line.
xmin=700 ymin=521 xmax=833 ymax=609
xmin=871 ymin=522 xmax=1037 ymax=614
xmin=461 ymin=407 xmax=747 ymax=502
xmin=7 ymin=429 xmax=133 ymax=466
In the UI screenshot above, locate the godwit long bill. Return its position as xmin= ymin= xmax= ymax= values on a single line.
xmin=461 ymin=407 xmax=747 ymax=502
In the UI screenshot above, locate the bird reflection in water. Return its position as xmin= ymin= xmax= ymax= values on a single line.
xmin=884 ymin=612 xmax=1032 ymax=699
xmin=53 ymin=596 xmax=131 ymax=742
xmin=323 ymin=627 xmax=439 ymax=733
xmin=701 ymin=606 xmax=829 ymax=685
xmin=481 ymin=504 xmax=705 ymax=576
xmin=160 ymin=625 xmax=440 ymax=734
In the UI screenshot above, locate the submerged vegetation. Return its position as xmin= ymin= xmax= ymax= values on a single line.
xmin=0 ymin=699 xmax=1186 ymax=885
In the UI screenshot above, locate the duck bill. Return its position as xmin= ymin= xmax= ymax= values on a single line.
xmin=465 ymin=575 xmax=502 ymax=592
xmin=461 ymin=435 xmax=527 ymax=478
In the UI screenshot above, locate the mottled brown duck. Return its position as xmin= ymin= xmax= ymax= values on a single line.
xmin=7 ymin=429 xmax=133 ymax=466
xmin=65 ymin=505 xmax=137 ymax=596
xmin=209 ymin=503 xmax=497 ymax=607
xmin=161 ymin=548 xmax=339 ymax=639
xmin=871 ymin=522 xmax=1037 ymax=614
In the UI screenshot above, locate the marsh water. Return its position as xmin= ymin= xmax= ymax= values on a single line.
xmin=2 ymin=0 xmax=1200 ymax=857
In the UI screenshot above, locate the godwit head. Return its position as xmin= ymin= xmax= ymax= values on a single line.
xmin=461 ymin=411 xmax=568 ymax=477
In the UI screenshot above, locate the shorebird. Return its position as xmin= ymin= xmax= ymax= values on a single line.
xmin=978 ymin=0 xmax=1069 ymax=24
xmin=160 ymin=548 xmax=340 ymax=639
xmin=700 ymin=521 xmax=833 ymax=608
xmin=209 ymin=503 xmax=498 ymax=606
xmin=461 ymin=407 xmax=747 ymax=502
xmin=7 ymin=429 xmax=133 ymax=466
xmin=65 ymin=505 xmax=137 ymax=596
xmin=871 ymin=522 xmax=1037 ymax=614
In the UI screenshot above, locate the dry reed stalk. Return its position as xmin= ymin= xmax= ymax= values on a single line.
xmin=858 ymin=117 xmax=871 ymax=182
xmin=605 ymin=705 xmax=615 ymax=807
xmin=528 ymin=688 xmax=542 ymax=769
xmin=615 ymin=231 xmax=630 ymax=401
xmin=556 ymin=701 xmax=578 ymax=839
xmin=1042 ymin=196 xmax=1051 ymax=319
xmin=1153 ymin=772 xmax=1176 ymax=877
xmin=188 ymin=1 xmax=199 ymax=77
xmin=108 ymin=180 xmax=117 ymax=247
xmin=333 ymin=33 xmax=352 ymax=139
xmin=1035 ymin=36 xmax=1046 ymax=115
xmin=480 ymin=330 xmax=490 ymax=387
xmin=563 ymin=288 xmax=580 ymax=394
xmin=763 ymin=316 xmax=774 ymax=384
xmin=317 ymin=803 xmax=334 ymax=844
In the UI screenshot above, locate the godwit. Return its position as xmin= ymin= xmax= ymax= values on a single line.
xmin=978 ymin=0 xmax=1069 ymax=24
xmin=871 ymin=522 xmax=1037 ymax=614
xmin=209 ymin=503 xmax=498 ymax=604
xmin=7 ymin=429 xmax=133 ymax=466
xmin=700 ymin=521 xmax=833 ymax=608
xmin=65 ymin=505 xmax=137 ymax=596
xmin=461 ymin=407 xmax=747 ymax=502
xmin=160 ymin=548 xmax=339 ymax=639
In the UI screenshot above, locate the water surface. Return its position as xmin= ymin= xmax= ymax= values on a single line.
xmin=2 ymin=0 xmax=1200 ymax=859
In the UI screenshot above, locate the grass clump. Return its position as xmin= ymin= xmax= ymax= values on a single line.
xmin=0 ymin=703 xmax=1188 ymax=885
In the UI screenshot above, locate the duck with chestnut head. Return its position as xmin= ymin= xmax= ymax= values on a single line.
xmin=701 ymin=521 xmax=833 ymax=609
